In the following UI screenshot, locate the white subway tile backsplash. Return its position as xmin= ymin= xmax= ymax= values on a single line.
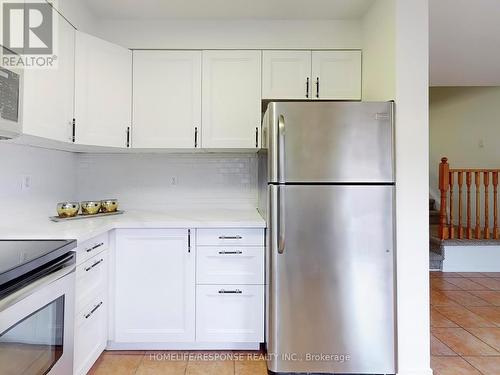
xmin=76 ymin=153 xmax=258 ymax=210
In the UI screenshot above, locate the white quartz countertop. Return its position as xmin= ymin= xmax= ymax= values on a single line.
xmin=0 ymin=209 xmax=266 ymax=243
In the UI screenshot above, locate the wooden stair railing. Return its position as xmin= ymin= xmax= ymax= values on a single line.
xmin=438 ymin=157 xmax=500 ymax=240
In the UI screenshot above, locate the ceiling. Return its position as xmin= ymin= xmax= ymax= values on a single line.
xmin=430 ymin=0 xmax=500 ymax=86
xmin=83 ymin=0 xmax=374 ymax=20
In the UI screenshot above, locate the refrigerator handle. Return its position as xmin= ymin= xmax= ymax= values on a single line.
xmin=278 ymin=185 xmax=286 ymax=254
xmin=278 ymin=114 xmax=286 ymax=183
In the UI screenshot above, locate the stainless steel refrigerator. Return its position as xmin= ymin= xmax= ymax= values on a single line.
xmin=258 ymin=101 xmax=396 ymax=374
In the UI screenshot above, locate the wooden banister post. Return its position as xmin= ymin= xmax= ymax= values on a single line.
xmin=484 ymin=172 xmax=490 ymax=239
xmin=458 ymin=171 xmax=464 ymax=239
xmin=494 ymin=172 xmax=499 ymax=240
xmin=475 ymin=172 xmax=481 ymax=239
xmin=449 ymin=171 xmax=455 ymax=239
xmin=439 ymin=157 xmax=450 ymax=239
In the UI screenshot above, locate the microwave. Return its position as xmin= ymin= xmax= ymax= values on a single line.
xmin=0 ymin=64 xmax=23 ymax=140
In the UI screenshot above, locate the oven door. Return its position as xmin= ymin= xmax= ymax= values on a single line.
xmin=0 ymin=260 xmax=75 ymax=375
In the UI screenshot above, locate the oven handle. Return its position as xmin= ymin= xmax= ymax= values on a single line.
xmin=0 ymin=254 xmax=75 ymax=313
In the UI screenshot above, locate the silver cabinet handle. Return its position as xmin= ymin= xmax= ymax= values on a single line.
xmin=218 ymin=250 xmax=243 ymax=255
xmin=255 ymin=127 xmax=259 ymax=148
xmin=278 ymin=185 xmax=285 ymax=254
xmin=194 ymin=127 xmax=198 ymax=148
xmin=306 ymin=77 xmax=310 ymax=98
xmin=218 ymin=235 xmax=242 ymax=240
xmin=316 ymin=77 xmax=320 ymax=98
xmin=84 ymin=301 xmax=103 ymax=319
xmin=86 ymin=242 xmax=104 ymax=253
xmin=188 ymin=229 xmax=191 ymax=253
xmin=218 ymin=289 xmax=242 ymax=294
xmin=84 ymin=258 xmax=103 ymax=272
xmin=278 ymin=114 xmax=286 ymax=183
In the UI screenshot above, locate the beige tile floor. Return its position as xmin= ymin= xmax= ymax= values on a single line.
xmin=431 ymin=271 xmax=500 ymax=375
xmin=89 ymin=271 xmax=500 ymax=374
xmin=88 ymin=351 xmax=268 ymax=375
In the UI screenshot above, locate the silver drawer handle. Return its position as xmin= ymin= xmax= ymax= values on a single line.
xmin=84 ymin=258 xmax=104 ymax=272
xmin=218 ymin=250 xmax=243 ymax=255
xmin=218 ymin=289 xmax=242 ymax=294
xmin=84 ymin=301 xmax=103 ymax=319
xmin=86 ymin=242 xmax=104 ymax=253
xmin=218 ymin=236 xmax=242 ymax=240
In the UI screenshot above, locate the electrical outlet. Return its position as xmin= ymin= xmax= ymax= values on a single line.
xmin=21 ymin=175 xmax=32 ymax=191
xmin=171 ymin=176 xmax=178 ymax=186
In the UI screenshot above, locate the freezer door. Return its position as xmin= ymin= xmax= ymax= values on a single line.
xmin=266 ymin=101 xmax=394 ymax=183
xmin=267 ymin=184 xmax=396 ymax=374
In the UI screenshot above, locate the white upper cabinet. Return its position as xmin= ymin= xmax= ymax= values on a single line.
xmin=262 ymin=51 xmax=312 ymax=99
xmin=202 ymin=50 xmax=262 ymax=149
xmin=22 ymin=11 xmax=75 ymax=142
xmin=74 ymin=32 xmax=132 ymax=148
xmin=312 ymin=50 xmax=362 ymax=100
xmin=262 ymin=50 xmax=362 ymax=100
xmin=114 ymin=229 xmax=195 ymax=343
xmin=133 ymin=51 xmax=201 ymax=148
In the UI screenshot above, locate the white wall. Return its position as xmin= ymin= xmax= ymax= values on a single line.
xmin=95 ymin=19 xmax=362 ymax=49
xmin=0 ymin=143 xmax=77 ymax=223
xmin=76 ymin=153 xmax=258 ymax=210
xmin=394 ymin=1 xmax=430 ymax=375
xmin=361 ymin=0 xmax=396 ymax=101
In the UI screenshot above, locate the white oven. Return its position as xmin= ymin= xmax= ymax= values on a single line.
xmin=0 ymin=250 xmax=75 ymax=375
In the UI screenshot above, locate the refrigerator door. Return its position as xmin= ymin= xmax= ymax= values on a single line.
xmin=267 ymin=184 xmax=396 ymax=374
xmin=265 ymin=101 xmax=394 ymax=184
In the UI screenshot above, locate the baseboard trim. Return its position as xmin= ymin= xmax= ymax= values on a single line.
xmin=106 ymin=341 xmax=261 ymax=350
xmin=397 ymin=368 xmax=433 ymax=375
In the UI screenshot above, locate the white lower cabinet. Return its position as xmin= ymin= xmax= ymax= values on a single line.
xmin=74 ymin=293 xmax=107 ymax=375
xmin=196 ymin=246 xmax=264 ymax=285
xmin=109 ymin=227 xmax=264 ymax=349
xmin=113 ymin=229 xmax=195 ymax=343
xmin=196 ymin=285 xmax=264 ymax=343
xmin=74 ymin=240 xmax=109 ymax=375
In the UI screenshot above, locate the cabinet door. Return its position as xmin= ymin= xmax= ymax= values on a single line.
xmin=312 ymin=51 xmax=361 ymax=100
xmin=75 ymin=32 xmax=132 ymax=147
xmin=262 ymin=51 xmax=311 ymax=100
xmin=202 ymin=51 xmax=261 ymax=149
xmin=114 ymin=229 xmax=195 ymax=343
xmin=196 ymin=285 xmax=264 ymax=342
xmin=22 ymin=12 xmax=75 ymax=142
xmin=74 ymin=293 xmax=107 ymax=375
xmin=133 ymin=51 xmax=201 ymax=148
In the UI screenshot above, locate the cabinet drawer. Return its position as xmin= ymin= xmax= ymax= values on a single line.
xmin=76 ymin=251 xmax=108 ymax=312
xmin=196 ymin=285 xmax=264 ymax=343
xmin=76 ymin=233 xmax=109 ymax=265
xmin=196 ymin=247 xmax=264 ymax=285
xmin=197 ymin=228 xmax=264 ymax=247
xmin=74 ymin=294 xmax=107 ymax=375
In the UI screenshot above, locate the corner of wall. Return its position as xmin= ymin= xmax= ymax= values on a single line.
xmin=361 ymin=0 xmax=396 ymax=101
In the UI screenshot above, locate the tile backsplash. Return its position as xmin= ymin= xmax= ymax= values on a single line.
xmin=76 ymin=153 xmax=258 ymax=210
xmin=0 ymin=143 xmax=77 ymax=221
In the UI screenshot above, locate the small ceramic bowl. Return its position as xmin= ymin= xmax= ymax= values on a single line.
xmin=80 ymin=201 xmax=102 ymax=215
xmin=101 ymin=199 xmax=118 ymax=213
xmin=56 ymin=202 xmax=80 ymax=218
